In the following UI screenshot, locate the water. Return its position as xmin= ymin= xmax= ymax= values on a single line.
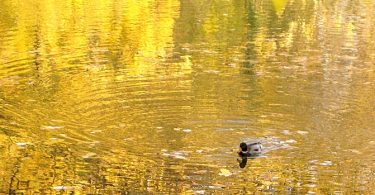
xmin=1 ymin=0 xmax=375 ymax=193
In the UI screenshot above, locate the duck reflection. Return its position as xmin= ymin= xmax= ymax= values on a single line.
xmin=238 ymin=157 xmax=248 ymax=168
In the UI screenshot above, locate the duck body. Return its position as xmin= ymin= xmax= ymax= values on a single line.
xmin=238 ymin=142 xmax=263 ymax=157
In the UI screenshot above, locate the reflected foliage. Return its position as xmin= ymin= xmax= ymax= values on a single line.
xmin=1 ymin=0 xmax=375 ymax=193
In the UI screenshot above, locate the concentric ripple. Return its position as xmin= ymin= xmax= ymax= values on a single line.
xmin=1 ymin=0 xmax=375 ymax=193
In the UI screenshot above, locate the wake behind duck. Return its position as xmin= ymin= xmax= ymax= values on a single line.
xmin=237 ymin=136 xmax=297 ymax=168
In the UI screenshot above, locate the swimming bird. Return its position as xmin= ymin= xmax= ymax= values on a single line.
xmin=238 ymin=142 xmax=262 ymax=157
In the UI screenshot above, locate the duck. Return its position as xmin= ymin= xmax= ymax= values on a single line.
xmin=238 ymin=142 xmax=262 ymax=157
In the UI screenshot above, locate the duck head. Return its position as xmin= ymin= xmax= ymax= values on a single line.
xmin=238 ymin=142 xmax=248 ymax=156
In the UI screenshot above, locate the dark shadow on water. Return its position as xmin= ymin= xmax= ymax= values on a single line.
xmin=238 ymin=157 xmax=248 ymax=168
xmin=237 ymin=153 xmax=263 ymax=168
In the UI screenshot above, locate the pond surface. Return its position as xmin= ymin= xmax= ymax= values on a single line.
xmin=1 ymin=0 xmax=375 ymax=193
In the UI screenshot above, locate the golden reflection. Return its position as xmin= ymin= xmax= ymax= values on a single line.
xmin=1 ymin=0 xmax=375 ymax=193
xmin=272 ymin=0 xmax=289 ymax=16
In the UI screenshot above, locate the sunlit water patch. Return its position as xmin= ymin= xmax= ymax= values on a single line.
xmin=1 ymin=0 xmax=375 ymax=193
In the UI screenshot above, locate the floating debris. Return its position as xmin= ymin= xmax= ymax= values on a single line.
xmin=282 ymin=130 xmax=290 ymax=135
xmin=123 ymin=138 xmax=135 ymax=142
xmin=285 ymin=139 xmax=297 ymax=144
xmin=208 ymin=185 xmax=225 ymax=189
xmin=194 ymin=170 xmax=208 ymax=174
xmin=219 ymin=168 xmax=232 ymax=177
xmin=41 ymin=126 xmax=64 ymax=130
xmin=172 ymin=151 xmax=187 ymax=159
xmin=347 ymin=149 xmax=362 ymax=154
xmin=82 ymin=152 xmax=97 ymax=159
xmin=90 ymin=130 xmax=102 ymax=134
xmin=163 ymin=151 xmax=187 ymax=160
xmin=195 ymin=190 xmax=205 ymax=194
xmin=162 ymin=153 xmax=170 ymax=157
xmin=52 ymin=186 xmax=73 ymax=191
xmin=16 ymin=142 xmax=27 ymax=147
xmin=182 ymin=129 xmax=192 ymax=133
xmin=309 ymin=160 xmax=318 ymax=164
xmin=297 ymin=131 xmax=309 ymax=135
xmin=304 ymin=183 xmax=317 ymax=188
xmin=204 ymin=70 xmax=220 ymax=74
xmin=320 ymin=161 xmax=333 ymax=166
xmin=174 ymin=155 xmax=186 ymax=160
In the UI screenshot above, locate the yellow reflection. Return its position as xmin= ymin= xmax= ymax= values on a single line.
xmin=0 ymin=0 xmax=181 ymax=78
xmin=1 ymin=0 xmax=375 ymax=194
xmin=272 ymin=0 xmax=289 ymax=16
xmin=118 ymin=0 xmax=180 ymax=75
